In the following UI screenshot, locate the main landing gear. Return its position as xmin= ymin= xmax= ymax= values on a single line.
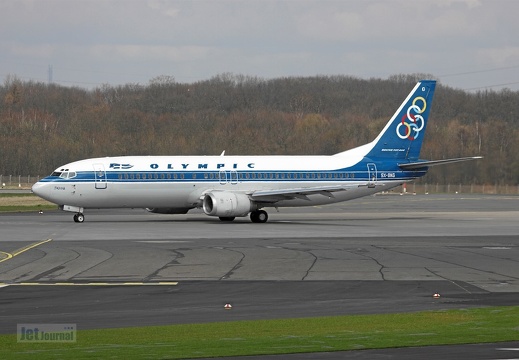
xmin=217 ymin=210 xmax=269 ymax=223
xmin=73 ymin=213 xmax=85 ymax=223
xmin=250 ymin=210 xmax=268 ymax=223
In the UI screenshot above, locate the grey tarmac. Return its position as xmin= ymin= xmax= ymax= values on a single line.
xmin=0 ymin=194 xmax=518 ymax=359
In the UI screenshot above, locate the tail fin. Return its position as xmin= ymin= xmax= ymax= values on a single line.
xmin=365 ymin=80 xmax=436 ymax=161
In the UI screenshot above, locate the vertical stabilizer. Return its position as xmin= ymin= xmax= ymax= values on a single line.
xmin=365 ymin=80 xmax=436 ymax=161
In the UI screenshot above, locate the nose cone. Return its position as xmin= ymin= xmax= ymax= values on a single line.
xmin=32 ymin=181 xmax=52 ymax=202
xmin=32 ymin=181 xmax=43 ymax=195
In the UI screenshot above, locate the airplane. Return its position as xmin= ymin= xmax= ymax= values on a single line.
xmin=32 ymin=80 xmax=481 ymax=223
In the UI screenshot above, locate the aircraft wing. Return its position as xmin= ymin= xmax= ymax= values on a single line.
xmin=249 ymin=185 xmax=353 ymax=203
xmin=398 ymin=156 xmax=482 ymax=170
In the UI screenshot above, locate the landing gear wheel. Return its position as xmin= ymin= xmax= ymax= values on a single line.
xmin=219 ymin=216 xmax=235 ymax=222
xmin=250 ymin=210 xmax=268 ymax=223
xmin=73 ymin=213 xmax=85 ymax=223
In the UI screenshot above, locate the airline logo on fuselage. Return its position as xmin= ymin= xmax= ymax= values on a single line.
xmin=109 ymin=163 xmax=134 ymax=169
xmin=110 ymin=163 xmax=256 ymax=170
xmin=148 ymin=163 xmax=256 ymax=170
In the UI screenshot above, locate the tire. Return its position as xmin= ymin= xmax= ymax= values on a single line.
xmin=250 ymin=210 xmax=268 ymax=223
xmin=256 ymin=210 xmax=268 ymax=223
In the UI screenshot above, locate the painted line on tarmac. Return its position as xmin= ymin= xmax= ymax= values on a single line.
xmin=0 ymin=251 xmax=12 ymax=262
xmin=0 ymin=238 xmax=52 ymax=263
xmin=0 ymin=282 xmax=179 ymax=286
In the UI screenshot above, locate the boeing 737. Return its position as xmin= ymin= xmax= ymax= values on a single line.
xmin=32 ymin=80 xmax=480 ymax=223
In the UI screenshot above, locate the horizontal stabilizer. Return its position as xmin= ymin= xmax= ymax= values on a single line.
xmin=398 ymin=156 xmax=483 ymax=170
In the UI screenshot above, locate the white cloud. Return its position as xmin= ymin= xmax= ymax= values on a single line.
xmin=9 ymin=43 xmax=57 ymax=59
xmin=0 ymin=0 xmax=517 ymax=90
xmin=476 ymin=46 xmax=519 ymax=65
xmin=435 ymin=0 xmax=482 ymax=9
xmin=89 ymin=44 xmax=213 ymax=62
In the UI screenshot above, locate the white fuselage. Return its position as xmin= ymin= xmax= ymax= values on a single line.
xmin=32 ymin=153 xmax=410 ymax=211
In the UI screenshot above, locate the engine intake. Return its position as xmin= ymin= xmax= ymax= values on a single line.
xmin=203 ymin=192 xmax=253 ymax=217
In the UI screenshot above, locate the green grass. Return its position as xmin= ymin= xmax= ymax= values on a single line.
xmin=1 ymin=306 xmax=518 ymax=359
xmin=0 ymin=205 xmax=56 ymax=212
xmin=0 ymin=193 xmax=56 ymax=212
xmin=0 ymin=193 xmax=35 ymax=198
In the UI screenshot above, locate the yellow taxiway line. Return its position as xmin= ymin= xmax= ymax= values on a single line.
xmin=0 ymin=239 xmax=52 ymax=263
xmin=0 ymin=239 xmax=179 ymax=287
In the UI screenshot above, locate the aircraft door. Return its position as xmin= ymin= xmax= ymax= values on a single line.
xmin=367 ymin=163 xmax=377 ymax=188
xmin=230 ymin=170 xmax=238 ymax=185
xmin=93 ymin=163 xmax=107 ymax=189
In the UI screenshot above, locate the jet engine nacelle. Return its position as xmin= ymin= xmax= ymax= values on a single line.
xmin=202 ymin=192 xmax=254 ymax=217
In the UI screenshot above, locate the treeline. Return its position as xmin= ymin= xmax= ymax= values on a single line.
xmin=1 ymin=73 xmax=518 ymax=185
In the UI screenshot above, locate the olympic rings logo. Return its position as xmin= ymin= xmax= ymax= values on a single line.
xmin=396 ymin=96 xmax=427 ymax=140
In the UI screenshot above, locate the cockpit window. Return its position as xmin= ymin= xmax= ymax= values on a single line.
xmin=51 ymin=171 xmax=62 ymax=177
xmin=57 ymin=171 xmax=77 ymax=179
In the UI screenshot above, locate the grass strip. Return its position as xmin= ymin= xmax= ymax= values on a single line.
xmin=0 ymin=194 xmax=55 ymax=212
xmin=0 ymin=205 xmax=56 ymax=213
xmin=0 ymin=306 xmax=518 ymax=359
xmin=0 ymin=193 xmax=35 ymax=198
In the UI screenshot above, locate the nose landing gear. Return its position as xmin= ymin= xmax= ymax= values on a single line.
xmin=73 ymin=213 xmax=85 ymax=223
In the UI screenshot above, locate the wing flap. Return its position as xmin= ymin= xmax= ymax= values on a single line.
xmin=250 ymin=185 xmax=351 ymax=202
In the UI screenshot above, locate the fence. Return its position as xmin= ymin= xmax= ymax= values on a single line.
xmin=400 ymin=182 xmax=519 ymax=195
xmin=0 ymin=175 xmax=40 ymax=189
xmin=1 ymin=174 xmax=518 ymax=195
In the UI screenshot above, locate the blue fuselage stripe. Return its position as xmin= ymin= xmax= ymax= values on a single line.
xmin=38 ymin=169 xmax=426 ymax=184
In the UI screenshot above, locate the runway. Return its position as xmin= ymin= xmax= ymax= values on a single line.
xmin=0 ymin=194 xmax=518 ymax=358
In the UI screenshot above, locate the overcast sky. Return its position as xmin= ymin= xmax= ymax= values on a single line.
xmin=1 ymin=0 xmax=518 ymax=91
